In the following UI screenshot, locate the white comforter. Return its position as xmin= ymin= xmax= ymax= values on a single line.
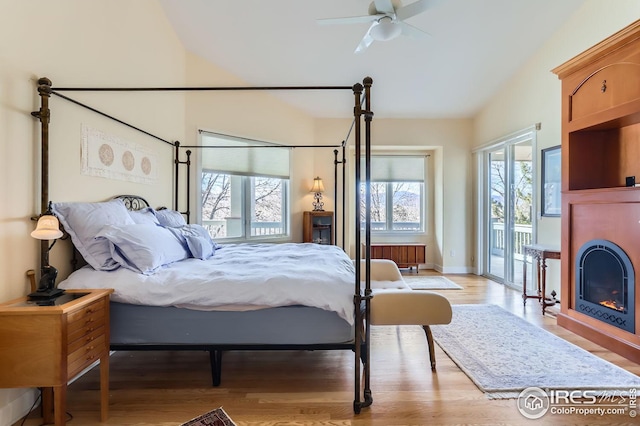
xmin=58 ymin=243 xmax=358 ymax=324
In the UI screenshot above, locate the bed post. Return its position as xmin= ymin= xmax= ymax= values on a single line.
xmin=31 ymin=77 xmax=53 ymax=272
xmin=174 ymin=141 xmax=180 ymax=212
xmin=333 ymin=149 xmax=338 ymax=247
xmin=173 ymin=143 xmax=192 ymax=223
xmin=185 ymin=149 xmax=192 ymax=224
xmin=342 ymin=143 xmax=346 ymax=250
xmin=362 ymin=76 xmax=374 ymax=405
xmin=352 ymin=80 xmax=375 ymax=414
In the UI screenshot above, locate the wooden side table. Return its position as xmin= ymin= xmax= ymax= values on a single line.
xmin=367 ymin=243 xmax=426 ymax=271
xmin=0 ymin=289 xmax=112 ymax=425
xmin=522 ymin=244 xmax=561 ymax=315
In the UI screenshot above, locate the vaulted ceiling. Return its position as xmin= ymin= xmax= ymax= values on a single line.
xmin=159 ymin=0 xmax=584 ymax=118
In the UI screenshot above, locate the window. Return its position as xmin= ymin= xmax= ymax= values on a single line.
xmin=199 ymin=132 xmax=290 ymax=241
xmin=360 ymin=156 xmax=425 ymax=232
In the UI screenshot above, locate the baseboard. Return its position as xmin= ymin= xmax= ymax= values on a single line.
xmin=0 ymin=388 xmax=38 ymax=426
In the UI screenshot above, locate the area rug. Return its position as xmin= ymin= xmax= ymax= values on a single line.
xmin=403 ymin=275 xmax=463 ymax=290
xmin=430 ymin=304 xmax=640 ymax=399
xmin=180 ymin=407 xmax=237 ymax=426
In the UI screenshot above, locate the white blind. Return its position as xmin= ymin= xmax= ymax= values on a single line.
xmin=369 ymin=156 xmax=425 ymax=182
xmin=201 ymin=132 xmax=290 ymax=178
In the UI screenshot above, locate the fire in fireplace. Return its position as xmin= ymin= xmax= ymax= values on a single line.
xmin=575 ymin=239 xmax=635 ymax=333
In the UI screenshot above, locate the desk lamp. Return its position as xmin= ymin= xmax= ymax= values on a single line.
xmin=29 ymin=204 xmax=64 ymax=299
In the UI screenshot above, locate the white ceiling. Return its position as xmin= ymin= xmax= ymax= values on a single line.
xmin=158 ymin=0 xmax=584 ymax=119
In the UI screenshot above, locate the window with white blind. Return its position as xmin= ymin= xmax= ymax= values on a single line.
xmin=360 ymin=155 xmax=425 ymax=232
xmin=200 ymin=132 xmax=290 ymax=241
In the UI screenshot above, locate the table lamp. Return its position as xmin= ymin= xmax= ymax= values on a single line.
xmin=29 ymin=204 xmax=64 ymax=299
xmin=310 ymin=176 xmax=325 ymax=211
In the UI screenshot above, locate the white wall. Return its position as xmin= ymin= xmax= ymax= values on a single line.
xmin=0 ymin=1 xmax=186 ymax=422
xmin=473 ymin=0 xmax=640 ymax=295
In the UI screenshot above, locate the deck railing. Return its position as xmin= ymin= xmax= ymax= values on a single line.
xmin=491 ymin=221 xmax=532 ymax=259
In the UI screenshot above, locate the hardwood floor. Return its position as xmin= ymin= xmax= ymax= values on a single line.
xmin=16 ymin=272 xmax=640 ymax=425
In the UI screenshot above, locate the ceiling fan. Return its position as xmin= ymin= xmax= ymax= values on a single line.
xmin=317 ymin=0 xmax=434 ymax=53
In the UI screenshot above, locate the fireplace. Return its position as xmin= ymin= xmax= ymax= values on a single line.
xmin=575 ymin=240 xmax=635 ymax=333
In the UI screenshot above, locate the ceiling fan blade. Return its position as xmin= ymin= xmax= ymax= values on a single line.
xmin=317 ymin=14 xmax=380 ymax=25
xmin=373 ymin=0 xmax=395 ymax=14
xmin=396 ymin=0 xmax=435 ymax=21
xmin=398 ymin=20 xmax=431 ymax=38
xmin=355 ymin=24 xmax=376 ymax=54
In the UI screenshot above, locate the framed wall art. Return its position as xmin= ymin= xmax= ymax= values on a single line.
xmin=541 ymin=145 xmax=561 ymax=217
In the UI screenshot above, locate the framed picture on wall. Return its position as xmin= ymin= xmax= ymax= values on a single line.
xmin=541 ymin=145 xmax=561 ymax=217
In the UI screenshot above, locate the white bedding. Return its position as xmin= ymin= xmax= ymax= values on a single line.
xmin=58 ymin=243 xmax=358 ymax=324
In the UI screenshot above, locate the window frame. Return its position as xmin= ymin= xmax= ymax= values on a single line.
xmin=200 ymin=170 xmax=290 ymax=242
xmin=363 ymin=180 xmax=425 ymax=233
xmin=198 ymin=130 xmax=292 ymax=243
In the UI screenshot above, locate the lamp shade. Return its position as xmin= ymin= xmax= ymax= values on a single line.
xmin=31 ymin=215 xmax=63 ymax=240
xmin=310 ymin=177 xmax=325 ymax=193
xmin=370 ymin=17 xmax=401 ymax=41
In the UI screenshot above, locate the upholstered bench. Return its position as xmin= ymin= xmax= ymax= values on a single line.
xmin=360 ymin=259 xmax=453 ymax=369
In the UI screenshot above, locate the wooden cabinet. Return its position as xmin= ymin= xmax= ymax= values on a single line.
xmin=0 ymin=289 xmax=112 ymax=425
xmin=303 ymin=211 xmax=334 ymax=245
xmin=367 ymin=243 xmax=426 ymax=270
xmin=552 ymin=19 xmax=640 ymax=363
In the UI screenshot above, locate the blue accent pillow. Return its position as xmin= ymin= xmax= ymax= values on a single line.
xmin=154 ymin=209 xmax=187 ymax=228
xmin=172 ymin=224 xmax=217 ymax=260
xmin=96 ymin=223 xmax=190 ymax=275
xmin=52 ymin=199 xmax=135 ymax=271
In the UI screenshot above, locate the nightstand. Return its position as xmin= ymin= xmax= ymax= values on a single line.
xmin=0 ymin=289 xmax=113 ymax=426
xmin=303 ymin=211 xmax=334 ymax=245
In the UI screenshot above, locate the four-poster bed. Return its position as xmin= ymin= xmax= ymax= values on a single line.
xmin=31 ymin=76 xmax=377 ymax=413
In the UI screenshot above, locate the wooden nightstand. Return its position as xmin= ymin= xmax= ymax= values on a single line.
xmin=0 ymin=289 xmax=113 ymax=426
xmin=303 ymin=211 xmax=334 ymax=245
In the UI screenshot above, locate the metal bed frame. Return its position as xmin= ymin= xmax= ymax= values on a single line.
xmin=31 ymin=76 xmax=375 ymax=413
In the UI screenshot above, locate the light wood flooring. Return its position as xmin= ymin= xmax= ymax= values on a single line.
xmin=16 ymin=271 xmax=640 ymax=426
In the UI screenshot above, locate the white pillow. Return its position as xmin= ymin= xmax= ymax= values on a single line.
xmin=52 ymin=199 xmax=135 ymax=271
xmin=96 ymin=223 xmax=190 ymax=275
xmin=154 ymin=209 xmax=187 ymax=228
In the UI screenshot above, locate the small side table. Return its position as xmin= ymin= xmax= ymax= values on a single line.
xmin=522 ymin=244 xmax=561 ymax=315
xmin=0 ymin=289 xmax=112 ymax=425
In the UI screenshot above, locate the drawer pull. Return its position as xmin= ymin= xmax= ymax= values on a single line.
xmin=86 ymin=327 xmax=94 ymax=332
xmin=85 ymin=318 xmax=94 ymax=324
xmin=86 ymin=336 xmax=95 ymax=342
xmin=85 ymin=308 xmax=94 ymax=314
xmin=85 ymin=345 xmax=95 ymax=352
xmin=86 ymin=354 xmax=95 ymax=361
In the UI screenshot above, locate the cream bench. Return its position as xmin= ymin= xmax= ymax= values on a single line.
xmin=360 ymin=259 xmax=453 ymax=369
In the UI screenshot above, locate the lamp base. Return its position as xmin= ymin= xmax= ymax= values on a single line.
xmin=28 ymin=287 xmax=65 ymax=300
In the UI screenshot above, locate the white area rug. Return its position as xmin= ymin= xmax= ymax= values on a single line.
xmin=430 ymin=304 xmax=640 ymax=399
xmin=403 ymin=275 xmax=463 ymax=290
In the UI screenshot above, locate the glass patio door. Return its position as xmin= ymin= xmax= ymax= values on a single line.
xmin=485 ymin=135 xmax=533 ymax=288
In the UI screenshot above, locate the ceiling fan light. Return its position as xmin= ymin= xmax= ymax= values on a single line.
xmin=370 ymin=17 xmax=401 ymax=41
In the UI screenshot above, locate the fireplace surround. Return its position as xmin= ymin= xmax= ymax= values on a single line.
xmin=553 ymin=20 xmax=640 ymax=363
